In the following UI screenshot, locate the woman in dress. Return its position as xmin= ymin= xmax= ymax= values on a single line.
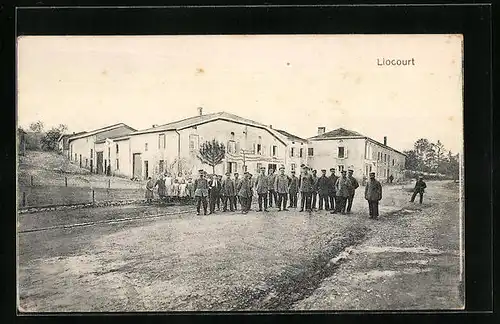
xmin=145 ymin=177 xmax=155 ymax=203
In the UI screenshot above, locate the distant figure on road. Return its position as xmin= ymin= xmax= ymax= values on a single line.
xmin=145 ymin=177 xmax=155 ymax=203
xmin=288 ymin=170 xmax=299 ymax=208
xmin=274 ymin=166 xmax=290 ymax=211
xmin=221 ymin=172 xmax=236 ymax=212
xmin=268 ymin=168 xmax=277 ymax=208
xmin=311 ymin=169 xmax=319 ymax=211
xmin=389 ymin=174 xmax=394 ymax=184
xmin=410 ymin=175 xmax=427 ymax=204
xmin=237 ymin=172 xmax=253 ymax=214
xmin=155 ymin=174 xmax=166 ymax=201
xmin=316 ymin=169 xmax=331 ymax=211
xmin=328 ymin=168 xmax=338 ymax=213
xmin=365 ymin=172 xmax=382 ymax=219
xmin=335 ymin=170 xmax=352 ymax=215
xmin=346 ymin=169 xmax=359 ymax=214
xmin=194 ymin=169 xmax=209 ymax=215
xmin=255 ymin=167 xmax=270 ymax=212
xmin=299 ymin=166 xmax=314 ymax=213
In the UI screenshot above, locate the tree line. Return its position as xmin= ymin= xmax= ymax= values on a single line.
xmin=403 ymin=138 xmax=460 ymax=180
xmin=18 ymin=121 xmax=68 ymax=151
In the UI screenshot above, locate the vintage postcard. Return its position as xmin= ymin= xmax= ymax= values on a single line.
xmin=17 ymin=34 xmax=464 ymax=311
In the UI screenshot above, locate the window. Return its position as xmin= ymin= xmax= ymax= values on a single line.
xmin=116 ymin=159 xmax=120 ymax=170
xmin=85 ymin=159 xmax=88 ymax=167
xmin=291 ymin=163 xmax=296 ymax=171
xmin=116 ymin=144 xmax=119 ymax=154
xmin=272 ymin=145 xmax=277 ymax=157
xmin=158 ymin=134 xmax=166 ymax=149
xmin=338 ymin=147 xmax=345 ymax=158
xmin=90 ymin=149 xmax=93 ymax=159
xmin=290 ymin=147 xmax=295 ymax=157
xmin=145 ymin=143 xmax=148 ymax=151
xmin=108 ymin=147 xmax=111 ymax=159
xmin=385 ymin=154 xmax=388 ymax=162
xmin=228 ymin=140 xmax=236 ymax=154
xmin=189 ymin=134 xmax=199 ymax=151
xmin=159 ymin=160 xmax=164 ymax=173
xmin=256 ymin=163 xmax=262 ymax=173
xmin=308 ymin=148 xmax=314 ymax=156
xmin=338 ymin=165 xmax=345 ymax=172
xmin=300 ymin=148 xmax=303 ymax=158
xmin=392 ymin=159 xmax=395 ymax=166
xmin=75 ymin=153 xmax=77 ymax=161
xmin=257 ymin=144 xmax=262 ymax=154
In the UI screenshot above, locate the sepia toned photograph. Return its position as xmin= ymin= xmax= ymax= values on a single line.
xmin=16 ymin=34 xmax=464 ymax=312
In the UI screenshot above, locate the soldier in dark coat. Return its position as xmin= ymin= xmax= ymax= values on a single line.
xmin=316 ymin=169 xmax=331 ymax=210
xmin=335 ymin=170 xmax=352 ymax=214
xmin=194 ymin=170 xmax=209 ymax=215
xmin=274 ymin=166 xmax=290 ymax=211
xmin=410 ymin=175 xmax=427 ymax=204
xmin=233 ymin=172 xmax=241 ymax=210
xmin=311 ymin=169 xmax=319 ymax=210
xmin=346 ymin=169 xmax=360 ymax=213
xmin=154 ymin=174 xmax=166 ymax=201
xmin=268 ymin=168 xmax=277 ymax=208
xmin=145 ymin=177 xmax=155 ymax=203
xmin=365 ymin=172 xmax=382 ymax=219
xmin=221 ymin=172 xmax=236 ymax=212
xmin=208 ymin=174 xmax=222 ymax=214
xmin=328 ymin=168 xmax=338 ymax=213
xmin=288 ymin=170 xmax=299 ymax=208
xmin=237 ymin=172 xmax=252 ymax=214
xmin=299 ymin=166 xmax=314 ymax=213
xmin=255 ymin=167 xmax=270 ymax=212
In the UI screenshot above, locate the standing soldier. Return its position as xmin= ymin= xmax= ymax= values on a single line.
xmin=233 ymin=172 xmax=241 ymax=211
xmin=255 ymin=167 xmax=269 ymax=212
xmin=155 ymin=174 xmax=167 ymax=202
xmin=410 ymin=175 xmax=427 ymax=204
xmin=237 ymin=172 xmax=252 ymax=214
xmin=145 ymin=177 xmax=155 ymax=203
xmin=222 ymin=172 xmax=236 ymax=212
xmin=299 ymin=166 xmax=314 ymax=213
xmin=194 ymin=170 xmax=209 ymax=215
xmin=311 ymin=169 xmax=319 ymax=211
xmin=208 ymin=174 xmax=221 ymax=214
xmin=288 ymin=170 xmax=299 ymax=208
xmin=316 ymin=169 xmax=331 ymax=211
xmin=275 ymin=166 xmax=290 ymax=211
xmin=328 ymin=168 xmax=338 ymax=214
xmin=365 ymin=172 xmax=382 ymax=219
xmin=346 ymin=169 xmax=360 ymax=214
xmin=268 ymin=168 xmax=277 ymax=208
xmin=335 ymin=170 xmax=351 ymax=215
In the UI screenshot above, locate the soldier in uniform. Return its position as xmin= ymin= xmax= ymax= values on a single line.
xmin=299 ymin=166 xmax=314 ymax=213
xmin=410 ymin=175 xmax=427 ymax=204
xmin=288 ymin=170 xmax=299 ymax=208
xmin=222 ymin=172 xmax=236 ymax=212
xmin=145 ymin=177 xmax=155 ymax=203
xmin=208 ymin=174 xmax=222 ymax=214
xmin=328 ymin=168 xmax=338 ymax=213
xmin=194 ymin=170 xmax=209 ymax=215
xmin=335 ymin=170 xmax=352 ymax=215
xmin=233 ymin=172 xmax=241 ymax=210
xmin=267 ymin=168 xmax=278 ymax=208
xmin=274 ymin=166 xmax=290 ymax=211
xmin=237 ymin=172 xmax=252 ymax=214
xmin=154 ymin=174 xmax=167 ymax=202
xmin=365 ymin=172 xmax=382 ymax=219
xmin=346 ymin=169 xmax=360 ymax=213
xmin=255 ymin=167 xmax=270 ymax=212
xmin=311 ymin=169 xmax=319 ymax=210
xmin=316 ymin=169 xmax=331 ymax=211
xmin=248 ymin=173 xmax=255 ymax=211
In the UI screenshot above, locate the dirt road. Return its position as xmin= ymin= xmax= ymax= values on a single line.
xmin=17 ymin=181 xmax=462 ymax=312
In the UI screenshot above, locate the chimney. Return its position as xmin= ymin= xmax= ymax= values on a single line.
xmin=318 ymin=127 xmax=326 ymax=135
xmin=269 ymin=125 xmax=273 ymax=129
xmin=152 ymin=124 xmax=158 ymax=128
xmin=383 ymin=136 xmax=387 ymax=146
xmin=197 ymin=107 xmax=203 ymax=116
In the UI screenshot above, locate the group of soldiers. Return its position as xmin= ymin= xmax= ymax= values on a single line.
xmin=191 ymin=164 xmax=392 ymax=219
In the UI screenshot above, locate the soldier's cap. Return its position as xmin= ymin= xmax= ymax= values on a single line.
xmin=312 ymin=169 xmax=317 ymax=173
xmin=348 ymin=169 xmax=354 ymax=172
xmin=419 ymin=175 xmax=423 ymax=178
xmin=225 ymin=172 xmax=231 ymax=175
xmin=291 ymin=170 xmax=296 ymax=173
xmin=234 ymin=172 xmax=239 ymax=175
xmin=321 ymin=169 xmax=326 ymax=172
xmin=279 ymin=166 xmax=285 ymax=170
xmin=261 ymin=167 xmax=266 ymax=170
xmin=198 ymin=169 xmax=204 ymax=173
xmin=330 ymin=168 xmax=335 ymax=171
xmin=369 ymin=172 xmax=376 ymax=175
xmin=341 ymin=170 xmax=347 ymax=173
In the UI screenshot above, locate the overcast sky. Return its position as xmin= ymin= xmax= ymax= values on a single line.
xmin=17 ymin=35 xmax=463 ymax=153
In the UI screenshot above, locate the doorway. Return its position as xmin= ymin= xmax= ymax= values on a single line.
xmin=96 ymin=152 xmax=104 ymax=174
xmin=144 ymin=161 xmax=149 ymax=179
xmin=133 ymin=153 xmax=142 ymax=179
xmin=268 ymin=163 xmax=277 ymax=173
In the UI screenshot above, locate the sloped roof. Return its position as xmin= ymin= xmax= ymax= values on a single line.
xmin=308 ymin=127 xmax=364 ymax=140
xmin=68 ymin=123 xmax=136 ymax=141
xmin=275 ymin=129 xmax=308 ymax=143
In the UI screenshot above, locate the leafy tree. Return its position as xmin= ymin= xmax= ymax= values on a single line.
xmin=56 ymin=124 xmax=68 ymax=134
xmin=414 ymin=138 xmax=430 ymax=172
xmin=433 ymin=140 xmax=446 ymax=174
xmin=403 ymin=150 xmax=419 ymax=171
xmin=197 ymin=139 xmax=226 ymax=174
xmin=29 ymin=121 xmax=44 ymax=133
xmin=40 ymin=127 xmax=62 ymax=151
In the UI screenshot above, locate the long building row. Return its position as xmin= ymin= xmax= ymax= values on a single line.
xmin=58 ymin=108 xmax=406 ymax=182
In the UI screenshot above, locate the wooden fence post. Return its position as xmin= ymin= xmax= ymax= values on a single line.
xmin=108 ymin=179 xmax=111 ymax=189
xmin=92 ymin=190 xmax=95 ymax=205
xmin=30 ymin=175 xmax=33 ymax=186
xmin=65 ymin=177 xmax=68 ymax=187
xmin=22 ymin=192 xmax=26 ymax=207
